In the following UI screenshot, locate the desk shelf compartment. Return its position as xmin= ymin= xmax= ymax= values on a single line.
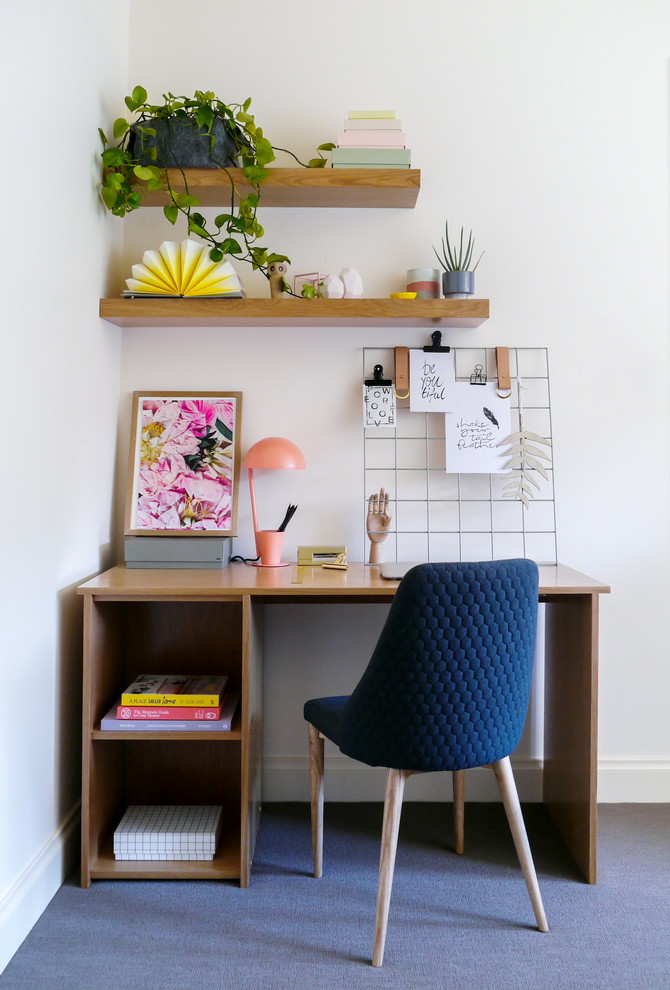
xmin=81 ymin=595 xmax=263 ymax=886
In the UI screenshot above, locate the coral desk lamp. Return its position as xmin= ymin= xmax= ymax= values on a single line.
xmin=243 ymin=437 xmax=306 ymax=567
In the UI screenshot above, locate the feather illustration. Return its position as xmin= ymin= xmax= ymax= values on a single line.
xmin=483 ymin=407 xmax=499 ymax=427
xmin=497 ymin=412 xmax=552 ymax=507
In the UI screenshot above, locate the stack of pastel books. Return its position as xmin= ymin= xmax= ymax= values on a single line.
xmin=331 ymin=110 xmax=411 ymax=169
xmin=100 ymin=674 xmax=239 ymax=732
xmin=113 ymin=805 xmax=223 ymax=861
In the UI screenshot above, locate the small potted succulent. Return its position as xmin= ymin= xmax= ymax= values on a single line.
xmin=432 ymin=221 xmax=484 ymax=298
xmin=99 ymin=86 xmax=334 ymax=287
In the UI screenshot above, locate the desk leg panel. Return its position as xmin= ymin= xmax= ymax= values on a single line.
xmin=240 ymin=597 xmax=264 ymax=886
xmin=543 ymin=594 xmax=599 ymax=883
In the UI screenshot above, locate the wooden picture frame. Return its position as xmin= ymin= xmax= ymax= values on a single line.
xmin=125 ymin=391 xmax=243 ymax=537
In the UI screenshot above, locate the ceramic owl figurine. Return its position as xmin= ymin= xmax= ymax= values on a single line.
xmin=268 ymin=261 xmax=289 ymax=298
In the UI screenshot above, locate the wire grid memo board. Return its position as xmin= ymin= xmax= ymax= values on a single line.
xmin=363 ymin=346 xmax=557 ymax=565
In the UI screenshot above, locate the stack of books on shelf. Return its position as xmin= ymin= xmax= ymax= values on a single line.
xmin=113 ymin=805 xmax=223 ymax=861
xmin=331 ymin=110 xmax=411 ymax=170
xmin=100 ymin=674 xmax=239 ymax=732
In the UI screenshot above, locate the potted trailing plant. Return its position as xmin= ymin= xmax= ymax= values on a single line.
xmin=99 ymin=86 xmax=334 ymax=287
xmin=432 ymin=221 xmax=484 ymax=298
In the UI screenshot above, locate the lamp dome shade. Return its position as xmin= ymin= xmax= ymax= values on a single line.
xmin=243 ymin=437 xmax=306 ymax=470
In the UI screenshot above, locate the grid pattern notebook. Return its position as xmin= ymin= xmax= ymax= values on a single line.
xmin=113 ymin=805 xmax=223 ymax=861
xmin=363 ymin=346 xmax=557 ymax=564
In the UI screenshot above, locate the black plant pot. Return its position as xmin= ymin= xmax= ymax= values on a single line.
xmin=129 ymin=117 xmax=243 ymax=169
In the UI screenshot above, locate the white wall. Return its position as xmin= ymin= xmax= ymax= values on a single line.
xmin=0 ymin=1 xmax=129 ymax=973
xmin=0 ymin=0 xmax=667 ymax=974
xmin=122 ymin=0 xmax=670 ymax=803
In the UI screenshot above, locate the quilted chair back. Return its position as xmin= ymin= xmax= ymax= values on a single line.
xmin=339 ymin=559 xmax=539 ymax=773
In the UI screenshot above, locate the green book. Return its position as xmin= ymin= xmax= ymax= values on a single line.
xmin=331 ymin=163 xmax=411 ymax=169
xmin=331 ymin=148 xmax=411 ymax=165
xmin=348 ymin=110 xmax=397 ymax=119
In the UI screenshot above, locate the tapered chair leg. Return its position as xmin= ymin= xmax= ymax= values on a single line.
xmin=307 ymin=723 xmax=325 ymax=878
xmin=492 ymin=757 xmax=549 ymax=932
xmin=452 ymin=769 xmax=465 ymax=854
xmin=372 ymin=768 xmax=411 ymax=967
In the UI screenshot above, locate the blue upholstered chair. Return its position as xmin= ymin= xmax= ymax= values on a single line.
xmin=304 ymin=559 xmax=549 ymax=966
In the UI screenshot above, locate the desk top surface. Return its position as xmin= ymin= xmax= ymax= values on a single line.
xmin=78 ymin=562 xmax=610 ymax=599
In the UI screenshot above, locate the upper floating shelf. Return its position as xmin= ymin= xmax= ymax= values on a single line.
xmin=99 ymin=297 xmax=489 ymax=328
xmin=138 ymin=167 xmax=421 ymax=209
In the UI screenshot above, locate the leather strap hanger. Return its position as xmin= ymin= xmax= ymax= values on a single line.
xmin=496 ymin=346 xmax=512 ymax=397
xmin=394 ymin=346 xmax=410 ymax=399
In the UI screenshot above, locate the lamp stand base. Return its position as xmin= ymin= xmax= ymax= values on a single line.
xmin=252 ymin=561 xmax=291 ymax=568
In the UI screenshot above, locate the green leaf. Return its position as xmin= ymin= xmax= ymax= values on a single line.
xmin=215 ymin=417 xmax=233 ymax=441
xmin=113 ymin=118 xmax=129 ymax=139
xmin=214 ymin=213 xmax=235 ymax=228
xmin=105 ymin=172 xmax=125 ymax=189
xmin=163 ymin=205 xmax=179 ymax=224
xmin=220 ymin=238 xmax=242 ymax=255
xmin=209 ymin=248 xmax=224 ymax=262
xmin=308 ymin=158 xmax=326 ymax=168
xmin=131 ymin=85 xmax=147 ymax=106
xmin=244 ymin=165 xmax=268 ymax=184
xmin=133 ymin=165 xmax=156 ymax=180
xmin=301 ymin=285 xmax=316 ymax=298
xmin=195 ymin=106 xmax=213 ymax=129
xmin=98 ymin=127 xmax=108 ymax=147
xmin=188 ymin=221 xmax=210 ymax=238
xmin=101 ymin=147 xmax=128 ymax=167
xmin=317 ymin=142 xmax=336 ymax=151
xmin=101 ymin=186 xmax=118 ymax=209
xmin=176 ymin=194 xmax=201 ymax=208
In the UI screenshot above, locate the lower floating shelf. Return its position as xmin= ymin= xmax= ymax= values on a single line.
xmin=99 ymin=296 xmax=489 ymax=328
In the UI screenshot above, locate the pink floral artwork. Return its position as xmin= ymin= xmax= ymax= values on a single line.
xmin=126 ymin=392 xmax=242 ymax=535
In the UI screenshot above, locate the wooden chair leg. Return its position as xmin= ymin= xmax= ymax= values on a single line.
xmin=307 ymin=723 xmax=325 ymax=878
xmin=492 ymin=757 xmax=549 ymax=932
xmin=372 ymin=768 xmax=411 ymax=967
xmin=452 ymin=769 xmax=465 ymax=854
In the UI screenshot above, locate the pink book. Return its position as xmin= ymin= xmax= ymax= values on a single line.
xmin=337 ymin=130 xmax=406 ymax=148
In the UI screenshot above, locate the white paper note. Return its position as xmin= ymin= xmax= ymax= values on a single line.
xmin=409 ymin=349 xmax=456 ymax=412
xmin=364 ymin=383 xmax=396 ymax=429
xmin=445 ymin=383 xmax=511 ymax=473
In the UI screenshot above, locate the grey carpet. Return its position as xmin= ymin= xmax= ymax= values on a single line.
xmin=1 ymin=803 xmax=668 ymax=990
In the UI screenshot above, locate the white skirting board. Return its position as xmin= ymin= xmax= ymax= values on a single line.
xmin=0 ymin=803 xmax=80 ymax=976
xmin=262 ymin=757 xmax=670 ymax=804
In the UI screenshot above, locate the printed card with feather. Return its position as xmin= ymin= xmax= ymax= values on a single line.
xmin=445 ymin=382 xmax=511 ymax=473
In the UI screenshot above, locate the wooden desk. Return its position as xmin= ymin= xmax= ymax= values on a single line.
xmin=78 ymin=562 xmax=609 ymax=886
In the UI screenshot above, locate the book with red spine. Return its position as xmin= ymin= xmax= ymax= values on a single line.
xmin=116 ymin=702 xmax=224 ymax=721
xmin=101 ymin=693 xmax=240 ymax=732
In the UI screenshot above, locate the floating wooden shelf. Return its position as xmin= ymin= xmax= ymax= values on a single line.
xmin=138 ymin=167 xmax=420 ymax=209
xmin=99 ymin=296 xmax=489 ymax=328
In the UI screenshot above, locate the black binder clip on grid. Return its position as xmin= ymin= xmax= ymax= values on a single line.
xmin=470 ymin=363 xmax=487 ymax=385
xmin=423 ymin=330 xmax=450 ymax=353
xmin=365 ymin=364 xmax=392 ymax=385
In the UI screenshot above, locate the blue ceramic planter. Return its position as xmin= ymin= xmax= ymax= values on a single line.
xmin=442 ymin=271 xmax=475 ymax=298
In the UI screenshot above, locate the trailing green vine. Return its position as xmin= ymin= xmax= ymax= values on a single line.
xmin=99 ymin=86 xmax=334 ymax=284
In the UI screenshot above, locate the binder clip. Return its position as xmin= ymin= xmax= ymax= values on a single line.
xmin=470 ymin=364 xmax=487 ymax=385
xmin=423 ymin=330 xmax=450 ymax=352
xmin=365 ymin=364 xmax=392 ymax=386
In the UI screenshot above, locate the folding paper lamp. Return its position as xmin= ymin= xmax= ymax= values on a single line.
xmin=243 ymin=437 xmax=306 ymax=567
